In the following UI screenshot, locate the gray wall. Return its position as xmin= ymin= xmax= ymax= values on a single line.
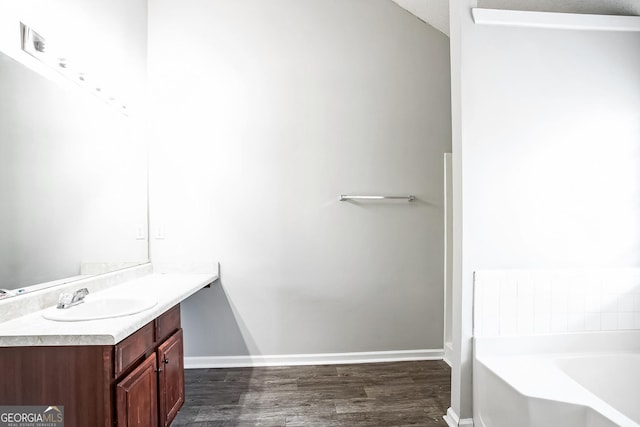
xmin=148 ymin=0 xmax=452 ymax=359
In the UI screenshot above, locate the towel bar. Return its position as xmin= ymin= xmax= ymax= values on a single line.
xmin=339 ymin=195 xmax=415 ymax=202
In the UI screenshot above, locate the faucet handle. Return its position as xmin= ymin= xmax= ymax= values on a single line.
xmin=71 ymin=288 xmax=89 ymax=303
xmin=56 ymin=288 xmax=89 ymax=309
xmin=57 ymin=293 xmax=73 ymax=309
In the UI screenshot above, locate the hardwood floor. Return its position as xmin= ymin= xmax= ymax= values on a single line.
xmin=172 ymin=360 xmax=451 ymax=427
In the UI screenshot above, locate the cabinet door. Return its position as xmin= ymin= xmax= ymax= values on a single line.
xmin=116 ymin=353 xmax=158 ymax=427
xmin=157 ymin=329 xmax=185 ymax=427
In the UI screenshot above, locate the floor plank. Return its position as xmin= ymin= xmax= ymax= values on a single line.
xmin=173 ymin=360 xmax=450 ymax=427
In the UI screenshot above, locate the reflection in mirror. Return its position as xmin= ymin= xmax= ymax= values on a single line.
xmin=0 ymin=51 xmax=148 ymax=298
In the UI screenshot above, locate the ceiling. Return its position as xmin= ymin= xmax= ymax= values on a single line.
xmin=390 ymin=0 xmax=450 ymax=36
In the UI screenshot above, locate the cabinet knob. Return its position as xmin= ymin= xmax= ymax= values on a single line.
xmin=163 ymin=358 xmax=169 ymax=364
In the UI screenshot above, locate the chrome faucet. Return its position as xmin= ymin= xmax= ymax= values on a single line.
xmin=57 ymin=288 xmax=89 ymax=309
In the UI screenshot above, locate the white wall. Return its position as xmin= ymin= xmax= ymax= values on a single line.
xmin=0 ymin=0 xmax=148 ymax=290
xmin=448 ymin=0 xmax=476 ymax=422
xmin=448 ymin=0 xmax=640 ymax=422
xmin=148 ymin=0 xmax=452 ymax=360
xmin=444 ymin=153 xmax=453 ymax=362
xmin=464 ymin=27 xmax=640 ymax=267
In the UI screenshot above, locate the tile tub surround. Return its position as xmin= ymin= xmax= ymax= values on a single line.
xmin=474 ymin=269 xmax=640 ymax=337
xmin=0 ymin=271 xmax=217 ymax=346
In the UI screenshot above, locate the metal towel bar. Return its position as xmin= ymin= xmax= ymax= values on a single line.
xmin=339 ymin=195 xmax=415 ymax=202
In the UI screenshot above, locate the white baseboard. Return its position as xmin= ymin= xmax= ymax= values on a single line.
xmin=185 ymin=349 xmax=444 ymax=369
xmin=444 ymin=407 xmax=474 ymax=427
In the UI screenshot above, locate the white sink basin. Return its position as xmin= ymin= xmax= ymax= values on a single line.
xmin=42 ymin=296 xmax=157 ymax=321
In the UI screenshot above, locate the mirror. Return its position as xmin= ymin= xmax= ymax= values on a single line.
xmin=0 ymin=50 xmax=148 ymax=298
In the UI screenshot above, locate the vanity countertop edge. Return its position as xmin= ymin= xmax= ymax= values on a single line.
xmin=0 ymin=273 xmax=217 ymax=347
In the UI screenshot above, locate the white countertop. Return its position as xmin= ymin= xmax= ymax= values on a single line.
xmin=0 ymin=273 xmax=216 ymax=346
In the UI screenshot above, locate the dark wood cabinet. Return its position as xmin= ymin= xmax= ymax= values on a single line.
xmin=157 ymin=329 xmax=184 ymax=427
xmin=117 ymin=353 xmax=158 ymax=427
xmin=0 ymin=304 xmax=185 ymax=427
xmin=115 ymin=322 xmax=155 ymax=377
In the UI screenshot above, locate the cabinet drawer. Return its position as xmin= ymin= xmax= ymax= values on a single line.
xmin=115 ymin=322 xmax=154 ymax=377
xmin=155 ymin=305 xmax=180 ymax=344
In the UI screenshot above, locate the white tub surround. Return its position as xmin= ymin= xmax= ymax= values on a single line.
xmin=474 ymin=332 xmax=640 ymax=427
xmin=0 ymin=268 xmax=217 ymax=346
xmin=474 ymin=269 xmax=640 ymax=337
xmin=473 ymin=270 xmax=640 ymax=426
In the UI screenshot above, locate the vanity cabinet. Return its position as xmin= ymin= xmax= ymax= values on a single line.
xmin=116 ymin=353 xmax=159 ymax=427
xmin=0 ymin=304 xmax=185 ymax=427
xmin=157 ymin=330 xmax=185 ymax=426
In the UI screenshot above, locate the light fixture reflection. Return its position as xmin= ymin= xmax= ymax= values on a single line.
xmin=20 ymin=22 xmax=128 ymax=114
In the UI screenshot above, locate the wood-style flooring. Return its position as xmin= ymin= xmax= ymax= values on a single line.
xmin=172 ymin=360 xmax=451 ymax=427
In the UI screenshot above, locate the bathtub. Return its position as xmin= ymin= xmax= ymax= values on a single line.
xmin=473 ymin=331 xmax=640 ymax=427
